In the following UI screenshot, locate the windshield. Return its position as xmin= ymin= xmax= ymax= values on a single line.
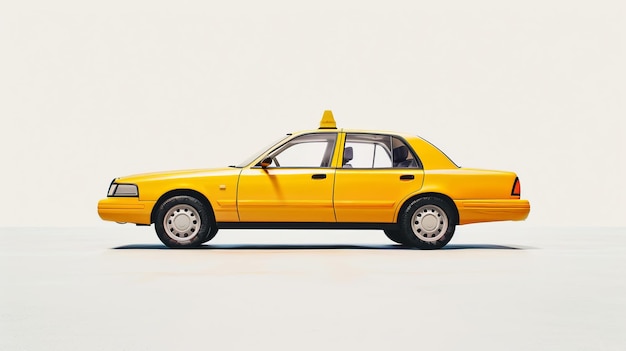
xmin=232 ymin=134 xmax=292 ymax=168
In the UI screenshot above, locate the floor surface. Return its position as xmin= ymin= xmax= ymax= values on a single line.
xmin=1 ymin=225 xmax=625 ymax=350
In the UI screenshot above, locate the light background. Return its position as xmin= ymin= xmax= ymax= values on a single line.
xmin=1 ymin=0 xmax=624 ymax=227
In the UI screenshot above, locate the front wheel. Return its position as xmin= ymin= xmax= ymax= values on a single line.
xmin=201 ymin=226 xmax=219 ymax=244
xmin=155 ymin=195 xmax=214 ymax=248
xmin=399 ymin=197 xmax=456 ymax=250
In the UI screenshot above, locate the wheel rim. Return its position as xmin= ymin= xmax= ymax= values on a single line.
xmin=163 ymin=204 xmax=201 ymax=242
xmin=410 ymin=204 xmax=448 ymax=242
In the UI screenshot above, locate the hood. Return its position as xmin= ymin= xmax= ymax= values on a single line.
xmin=115 ymin=167 xmax=241 ymax=184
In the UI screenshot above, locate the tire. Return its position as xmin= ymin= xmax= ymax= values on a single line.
xmin=383 ymin=229 xmax=409 ymax=245
xmin=399 ymin=197 xmax=456 ymax=250
xmin=201 ymin=226 xmax=219 ymax=244
xmin=154 ymin=195 xmax=214 ymax=248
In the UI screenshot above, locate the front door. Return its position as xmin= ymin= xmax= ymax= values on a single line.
xmin=237 ymin=133 xmax=338 ymax=222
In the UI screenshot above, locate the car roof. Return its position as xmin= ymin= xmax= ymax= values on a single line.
xmin=289 ymin=128 xmax=417 ymax=139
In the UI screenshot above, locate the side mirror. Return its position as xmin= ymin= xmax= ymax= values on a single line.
xmin=260 ymin=157 xmax=272 ymax=168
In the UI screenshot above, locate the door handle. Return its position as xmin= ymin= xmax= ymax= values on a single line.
xmin=400 ymin=174 xmax=414 ymax=180
xmin=312 ymin=174 xmax=327 ymax=180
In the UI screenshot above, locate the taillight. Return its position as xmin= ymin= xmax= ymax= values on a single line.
xmin=511 ymin=177 xmax=521 ymax=196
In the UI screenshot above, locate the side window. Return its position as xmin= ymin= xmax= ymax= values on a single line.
xmin=390 ymin=137 xmax=419 ymax=168
xmin=264 ymin=133 xmax=336 ymax=168
xmin=373 ymin=144 xmax=392 ymax=167
xmin=342 ymin=134 xmax=420 ymax=168
xmin=343 ymin=134 xmax=392 ymax=168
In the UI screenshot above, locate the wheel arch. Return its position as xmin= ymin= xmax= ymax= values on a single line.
xmin=397 ymin=192 xmax=459 ymax=225
xmin=151 ymin=189 xmax=215 ymax=224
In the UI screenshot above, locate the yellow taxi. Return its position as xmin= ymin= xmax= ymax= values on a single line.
xmin=98 ymin=111 xmax=530 ymax=249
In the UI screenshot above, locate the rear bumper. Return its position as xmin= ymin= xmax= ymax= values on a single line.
xmin=455 ymin=199 xmax=530 ymax=225
xmin=97 ymin=197 xmax=155 ymax=225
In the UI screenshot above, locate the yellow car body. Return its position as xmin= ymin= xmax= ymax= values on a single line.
xmin=98 ymin=111 xmax=530 ymax=249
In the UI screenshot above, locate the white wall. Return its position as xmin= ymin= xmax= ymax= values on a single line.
xmin=1 ymin=1 xmax=624 ymax=227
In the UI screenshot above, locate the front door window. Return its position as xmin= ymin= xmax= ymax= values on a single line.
xmin=262 ymin=133 xmax=337 ymax=168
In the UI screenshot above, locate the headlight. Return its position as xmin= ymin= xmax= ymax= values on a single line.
xmin=107 ymin=183 xmax=139 ymax=197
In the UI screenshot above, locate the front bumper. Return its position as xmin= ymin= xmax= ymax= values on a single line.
xmin=455 ymin=199 xmax=530 ymax=225
xmin=97 ymin=197 xmax=155 ymax=225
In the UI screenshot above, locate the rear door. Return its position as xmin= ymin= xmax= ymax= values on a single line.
xmin=333 ymin=133 xmax=424 ymax=223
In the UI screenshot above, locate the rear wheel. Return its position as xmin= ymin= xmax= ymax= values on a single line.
xmin=383 ymin=229 xmax=409 ymax=245
xmin=155 ymin=195 xmax=214 ymax=248
xmin=399 ymin=197 xmax=456 ymax=249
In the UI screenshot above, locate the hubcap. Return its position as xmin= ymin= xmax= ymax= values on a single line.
xmin=410 ymin=204 xmax=448 ymax=242
xmin=163 ymin=204 xmax=201 ymax=242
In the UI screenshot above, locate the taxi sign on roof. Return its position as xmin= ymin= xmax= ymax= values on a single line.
xmin=319 ymin=110 xmax=337 ymax=129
